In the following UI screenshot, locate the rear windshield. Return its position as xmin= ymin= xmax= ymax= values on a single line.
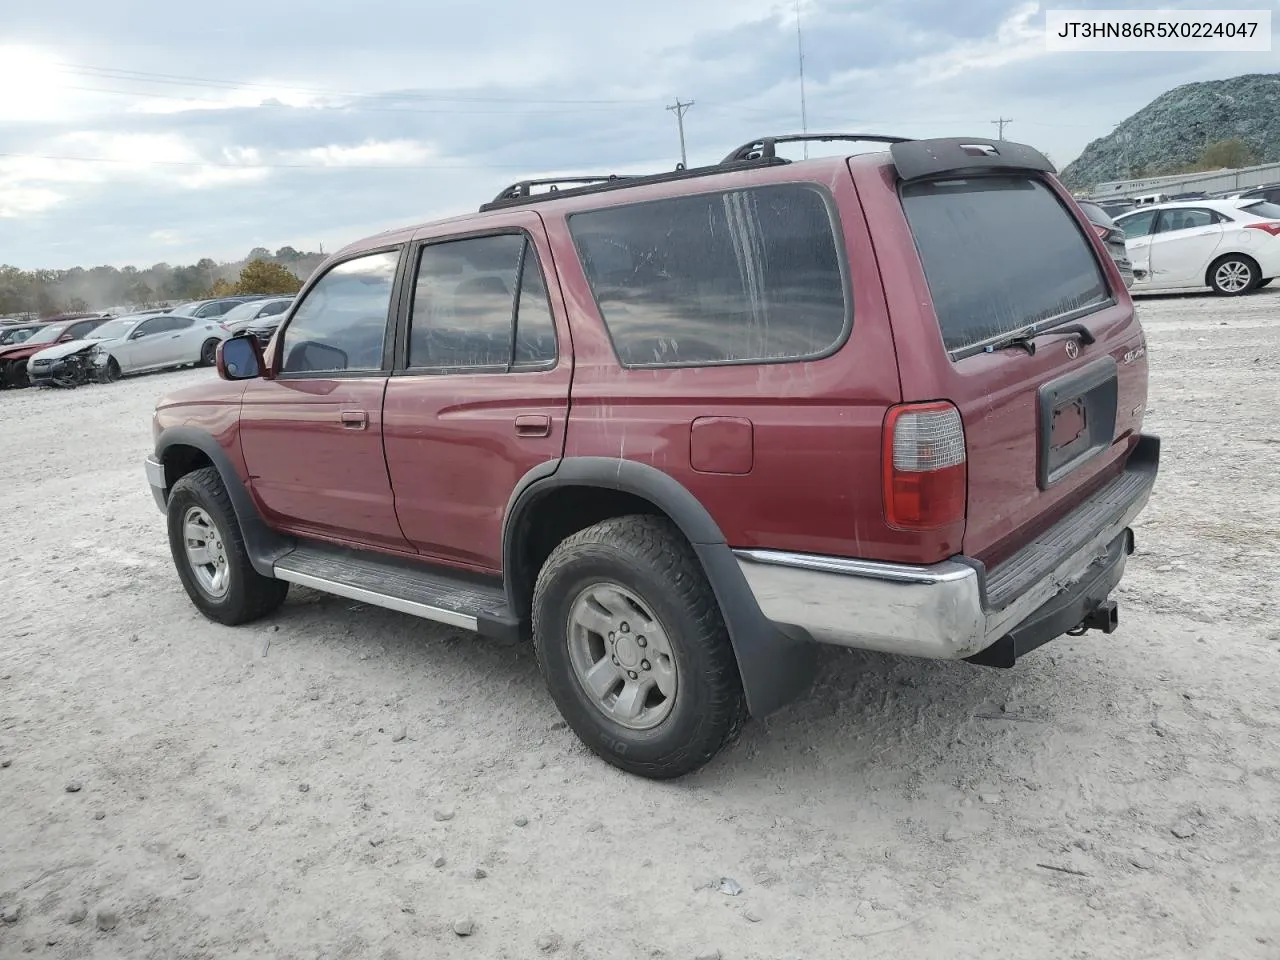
xmin=1242 ymin=200 xmax=1280 ymax=220
xmin=901 ymin=177 xmax=1110 ymax=356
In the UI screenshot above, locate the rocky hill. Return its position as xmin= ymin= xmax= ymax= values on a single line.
xmin=1060 ymin=72 xmax=1280 ymax=190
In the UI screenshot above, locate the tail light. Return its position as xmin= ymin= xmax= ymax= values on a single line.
xmin=883 ymin=402 xmax=967 ymax=531
xmin=1245 ymin=222 xmax=1280 ymax=237
xmin=1091 ymin=223 xmax=1111 ymax=241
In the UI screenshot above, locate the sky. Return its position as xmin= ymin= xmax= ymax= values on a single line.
xmin=1 ymin=0 xmax=1276 ymax=269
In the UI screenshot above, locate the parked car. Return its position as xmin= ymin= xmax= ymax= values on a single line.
xmin=1113 ymin=198 xmax=1280 ymax=294
xmin=145 ymin=133 xmax=1158 ymax=779
xmin=29 ymin=312 xmax=233 ymax=385
xmin=1236 ymin=182 xmax=1280 ymax=206
xmin=0 ymin=315 xmax=111 ymax=387
xmin=0 ymin=322 xmax=49 ymax=346
xmin=1075 ymin=200 xmax=1134 ymax=288
xmin=169 ymin=297 xmax=262 ymax=320
xmin=1098 ymin=199 xmax=1136 ymax=219
xmin=220 ymin=297 xmax=294 ymax=344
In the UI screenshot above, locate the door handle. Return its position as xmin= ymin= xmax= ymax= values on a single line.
xmin=340 ymin=409 xmax=369 ymax=430
xmin=514 ymin=414 xmax=551 ymax=437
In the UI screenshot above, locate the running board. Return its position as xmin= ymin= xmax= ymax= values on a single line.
xmin=273 ymin=542 xmax=519 ymax=640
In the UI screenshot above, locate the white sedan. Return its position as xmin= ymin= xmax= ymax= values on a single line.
xmin=26 ymin=312 xmax=231 ymax=383
xmin=1113 ymin=198 xmax=1280 ymax=295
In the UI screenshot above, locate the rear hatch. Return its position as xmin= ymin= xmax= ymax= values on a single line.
xmin=892 ymin=168 xmax=1148 ymax=565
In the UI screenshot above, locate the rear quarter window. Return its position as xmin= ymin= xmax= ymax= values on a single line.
xmin=901 ymin=177 xmax=1110 ymax=357
xmin=568 ymin=183 xmax=849 ymax=368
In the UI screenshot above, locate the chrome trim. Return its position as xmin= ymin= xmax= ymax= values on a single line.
xmin=271 ymin=567 xmax=480 ymax=632
xmin=145 ymin=456 xmax=166 ymax=489
xmin=144 ymin=456 xmax=167 ymax=512
xmin=733 ymin=550 xmax=974 ymax=585
xmin=733 ymin=461 xmax=1153 ymax=660
xmin=734 ymin=550 xmax=987 ymax=659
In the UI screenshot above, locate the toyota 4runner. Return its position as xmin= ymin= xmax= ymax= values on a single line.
xmin=145 ymin=134 xmax=1160 ymax=779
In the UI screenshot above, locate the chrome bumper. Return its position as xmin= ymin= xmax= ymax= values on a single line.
xmin=734 ymin=435 xmax=1159 ymax=661
xmin=145 ymin=456 xmax=167 ymax=511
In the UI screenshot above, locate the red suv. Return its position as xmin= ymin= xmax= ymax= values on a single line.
xmin=146 ymin=135 xmax=1159 ymax=779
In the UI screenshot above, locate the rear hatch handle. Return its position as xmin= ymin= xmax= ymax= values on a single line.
xmin=984 ymin=322 xmax=1097 ymax=357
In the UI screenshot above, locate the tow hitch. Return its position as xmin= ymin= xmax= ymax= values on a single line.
xmin=1070 ymin=600 xmax=1119 ymax=636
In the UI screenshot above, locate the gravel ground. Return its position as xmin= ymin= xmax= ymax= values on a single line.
xmin=2 ymin=289 xmax=1279 ymax=960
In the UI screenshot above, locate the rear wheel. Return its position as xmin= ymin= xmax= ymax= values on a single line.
xmin=166 ymin=466 xmax=289 ymax=625
xmin=1208 ymin=255 xmax=1258 ymax=296
xmin=532 ymin=515 xmax=746 ymax=779
xmin=199 ymin=338 xmax=220 ymax=367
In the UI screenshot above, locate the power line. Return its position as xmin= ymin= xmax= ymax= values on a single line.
xmin=992 ymin=117 xmax=1013 ymax=139
xmin=666 ymin=99 xmax=695 ymax=168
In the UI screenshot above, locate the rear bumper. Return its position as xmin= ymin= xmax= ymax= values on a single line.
xmin=733 ymin=434 xmax=1159 ymax=662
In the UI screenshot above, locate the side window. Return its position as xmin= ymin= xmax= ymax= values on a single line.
xmin=1117 ymin=210 xmax=1157 ymax=239
xmin=261 ymin=301 xmax=289 ymax=317
xmin=134 ymin=317 xmax=165 ymax=338
xmin=514 ymin=245 xmax=557 ymax=367
xmin=409 ymin=233 xmax=555 ymax=370
xmin=280 ymin=249 xmax=400 ymax=374
xmin=568 ymin=184 xmax=848 ymax=367
xmin=1155 ymin=208 xmax=1220 ymax=233
xmin=170 ymin=317 xmax=195 ymax=330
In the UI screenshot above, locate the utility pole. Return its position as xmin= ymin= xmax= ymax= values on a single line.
xmin=796 ymin=0 xmax=809 ymax=157
xmin=667 ymin=99 xmax=694 ymax=168
xmin=992 ymin=117 xmax=1013 ymax=140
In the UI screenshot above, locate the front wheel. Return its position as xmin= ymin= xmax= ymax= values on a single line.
xmin=1208 ymin=255 xmax=1258 ymax=296
xmin=99 ymin=357 xmax=121 ymax=383
xmin=532 ymin=515 xmax=746 ymax=779
xmin=166 ymin=466 xmax=289 ymax=625
xmin=199 ymin=338 xmax=221 ymax=367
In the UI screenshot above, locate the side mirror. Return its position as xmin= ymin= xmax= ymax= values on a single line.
xmin=217 ymin=335 xmax=265 ymax=381
xmin=58 ymin=333 xmax=73 ymax=342
xmin=129 ymin=329 xmax=147 ymax=340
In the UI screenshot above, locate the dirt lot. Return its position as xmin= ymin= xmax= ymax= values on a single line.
xmin=2 ymin=290 xmax=1279 ymax=960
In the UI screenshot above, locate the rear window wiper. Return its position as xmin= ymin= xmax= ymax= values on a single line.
xmin=983 ymin=322 xmax=1096 ymax=356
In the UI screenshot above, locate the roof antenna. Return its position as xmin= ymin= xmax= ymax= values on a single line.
xmin=795 ymin=0 xmax=809 ymax=159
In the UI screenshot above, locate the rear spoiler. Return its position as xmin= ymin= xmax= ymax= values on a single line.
xmin=890 ymin=138 xmax=1056 ymax=183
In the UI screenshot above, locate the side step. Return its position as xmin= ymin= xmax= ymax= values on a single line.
xmin=273 ymin=542 xmax=519 ymax=640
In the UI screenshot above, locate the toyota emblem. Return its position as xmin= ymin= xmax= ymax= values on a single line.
xmin=1065 ymin=339 xmax=1080 ymax=360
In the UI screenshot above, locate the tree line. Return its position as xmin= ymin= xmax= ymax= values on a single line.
xmin=0 ymin=247 xmax=326 ymax=318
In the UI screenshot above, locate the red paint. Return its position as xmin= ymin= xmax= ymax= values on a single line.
xmin=154 ymin=147 xmax=1149 ymax=576
xmin=690 ymin=417 xmax=754 ymax=476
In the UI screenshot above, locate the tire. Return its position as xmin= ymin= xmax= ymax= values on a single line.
xmin=1207 ymin=255 xmax=1259 ymax=296
xmin=532 ymin=514 xmax=746 ymax=779
xmin=199 ymin=338 xmax=220 ymax=367
xmin=166 ymin=466 xmax=289 ymax=625
xmin=1257 ymin=278 xmax=1273 ymax=289
xmin=101 ymin=358 xmax=121 ymax=383
xmin=1 ymin=359 xmax=28 ymax=389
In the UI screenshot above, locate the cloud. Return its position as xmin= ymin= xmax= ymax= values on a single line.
xmin=1 ymin=0 xmax=1276 ymax=267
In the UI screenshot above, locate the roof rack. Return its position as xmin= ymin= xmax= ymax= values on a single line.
xmin=487 ymin=175 xmax=638 ymax=206
xmin=478 ymin=157 xmax=789 ymax=212
xmin=479 ymin=133 xmax=915 ymax=213
xmin=721 ymin=133 xmax=912 ymax=164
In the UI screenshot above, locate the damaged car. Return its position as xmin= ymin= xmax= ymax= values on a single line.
xmin=27 ymin=312 xmax=232 ymax=386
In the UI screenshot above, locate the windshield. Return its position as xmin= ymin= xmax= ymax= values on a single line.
xmin=1241 ymin=200 xmax=1280 ymax=220
xmin=23 ymin=323 xmax=68 ymax=346
xmin=169 ymin=302 xmax=202 ymax=317
xmin=221 ymin=302 xmax=261 ymax=325
xmin=88 ymin=317 xmax=140 ymax=340
xmin=0 ymin=326 xmax=38 ymax=345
